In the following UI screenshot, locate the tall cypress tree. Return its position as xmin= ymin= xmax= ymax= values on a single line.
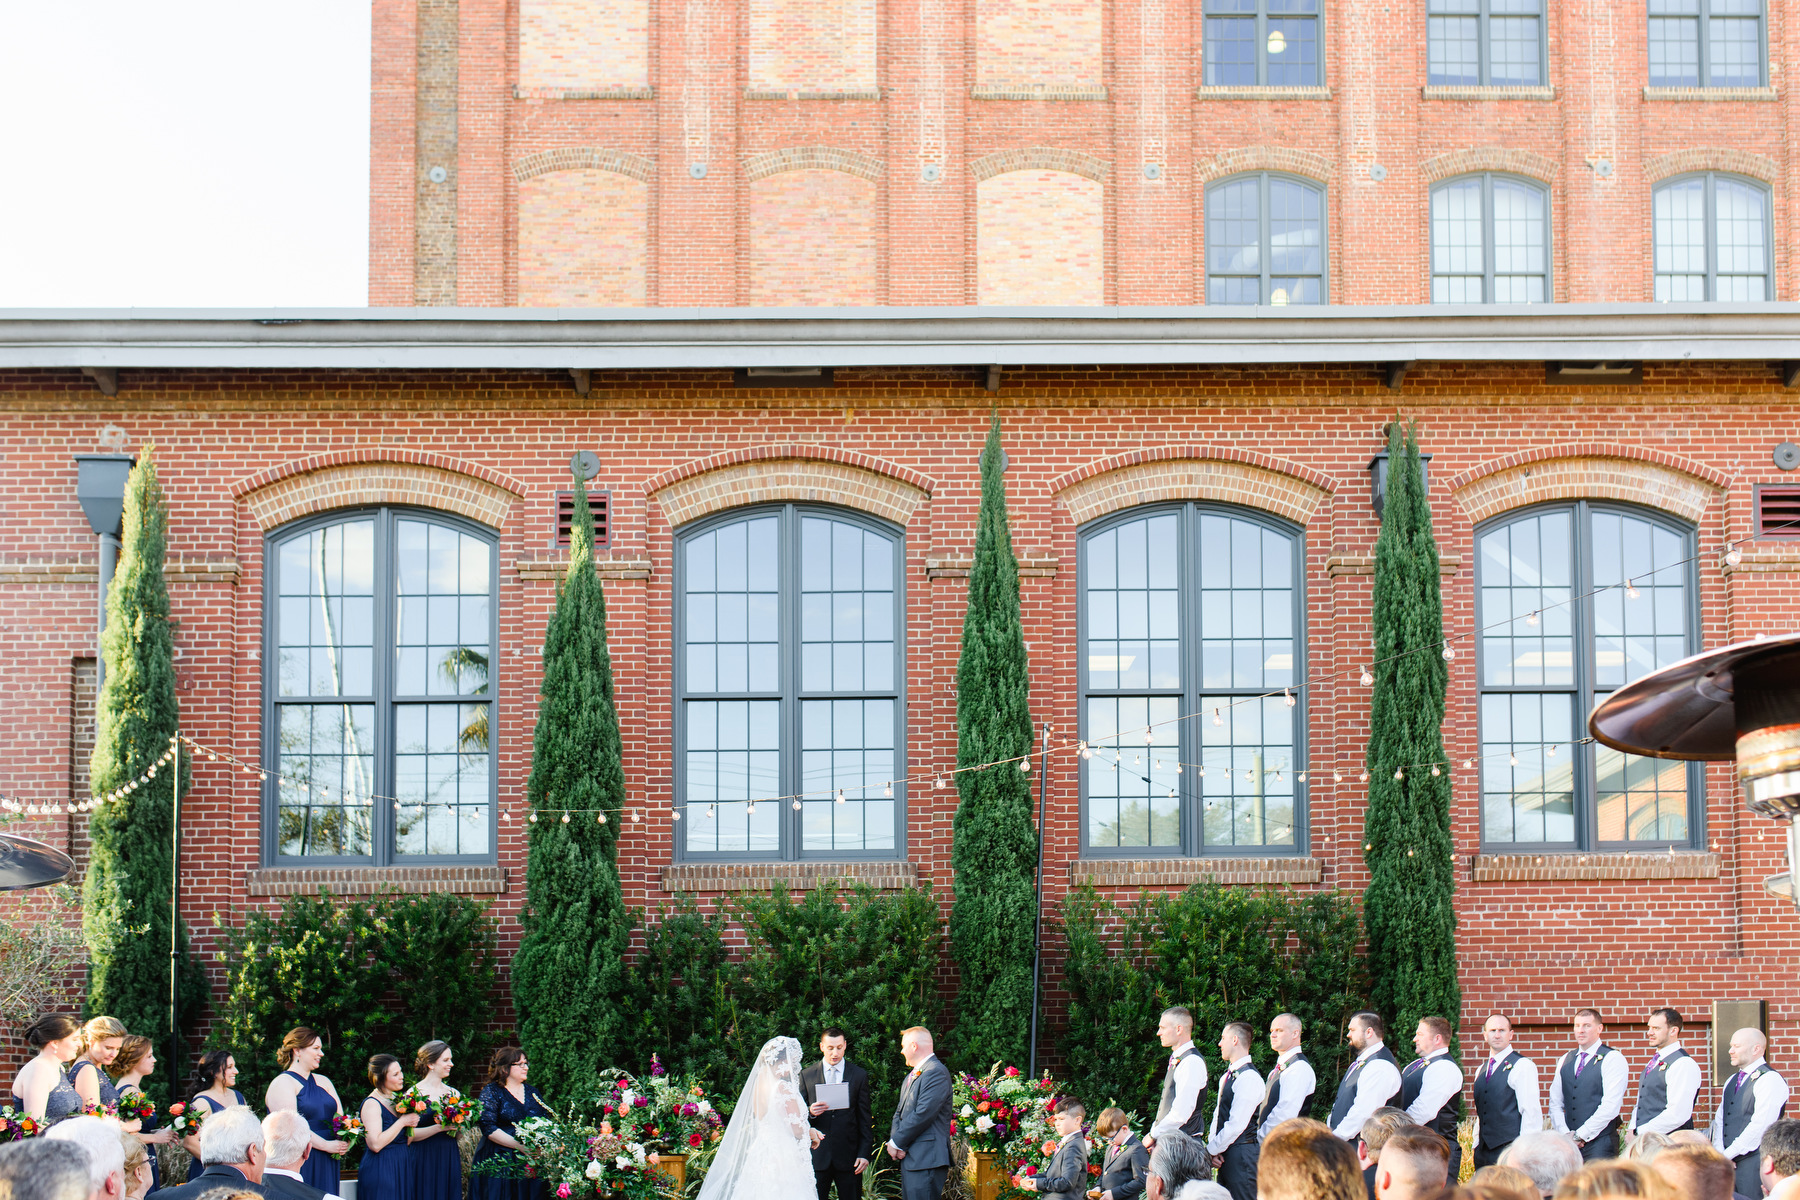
xmin=949 ymin=414 xmax=1039 ymax=1070
xmin=84 ymin=446 xmax=206 ymax=1106
xmin=1361 ymin=422 xmax=1461 ymax=1052
xmin=511 ymin=471 xmax=635 ymax=1100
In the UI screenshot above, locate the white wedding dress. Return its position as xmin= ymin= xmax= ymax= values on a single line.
xmin=695 ymin=1036 xmax=815 ymax=1200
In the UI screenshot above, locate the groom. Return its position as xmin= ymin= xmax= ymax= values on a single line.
xmin=885 ymin=1026 xmax=952 ymax=1200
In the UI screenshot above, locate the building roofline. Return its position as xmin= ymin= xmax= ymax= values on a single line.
xmin=2 ymin=303 xmax=1799 ymax=370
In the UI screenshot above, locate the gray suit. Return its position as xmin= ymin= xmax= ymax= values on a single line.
xmin=1037 ymin=1133 xmax=1090 ymax=1200
xmin=887 ymin=1056 xmax=953 ymax=1200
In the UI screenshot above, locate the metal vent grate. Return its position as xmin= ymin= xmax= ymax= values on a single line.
xmin=1756 ymin=484 xmax=1800 ymax=539
xmin=555 ymin=490 xmax=611 ymax=548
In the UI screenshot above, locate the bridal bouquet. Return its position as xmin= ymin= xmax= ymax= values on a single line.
xmin=332 ymin=1111 xmax=366 ymax=1153
xmin=395 ymin=1085 xmax=434 ymax=1138
xmin=432 ymin=1091 xmax=484 ymax=1134
xmin=0 ymin=1106 xmax=43 ymax=1142
xmin=952 ymin=1064 xmax=1047 ymax=1154
xmin=115 ymin=1090 xmax=157 ymax=1124
xmin=166 ymin=1102 xmax=205 ymax=1141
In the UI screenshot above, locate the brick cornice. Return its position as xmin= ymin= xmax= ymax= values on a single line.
xmin=233 ymin=452 xmax=526 ymax=532
xmin=1195 ymin=146 xmax=1335 ymax=186
xmin=1449 ymin=444 xmax=1728 ymax=526
xmin=1421 ymin=146 xmax=1560 ymax=184
xmin=1643 ymin=147 xmax=1780 ymax=184
xmin=741 ymin=147 xmax=884 ymax=183
xmin=644 ymin=444 xmax=934 ymax=496
xmin=511 ymin=147 xmax=655 ymax=183
xmin=968 ymin=146 xmax=1109 ymax=183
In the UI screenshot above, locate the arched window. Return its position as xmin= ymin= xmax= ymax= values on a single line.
xmin=1430 ymin=173 xmax=1549 ymax=303
xmin=265 ymin=509 xmax=496 ymax=863
xmin=1653 ymin=173 xmax=1772 ymax=302
xmin=676 ymin=506 xmax=904 ymax=860
xmin=1476 ymin=503 xmax=1699 ymax=848
xmin=1080 ymin=505 xmax=1305 ymax=856
xmin=1206 ymin=173 xmax=1327 ymax=305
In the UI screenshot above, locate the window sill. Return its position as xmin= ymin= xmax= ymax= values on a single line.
xmin=742 ymin=89 xmax=882 ymax=101
xmin=0 ymin=558 xmax=240 ymax=585
xmin=1423 ymin=85 xmax=1556 ymax=101
xmin=1071 ymin=857 xmax=1322 ymax=886
xmin=245 ymin=865 xmax=509 ymax=896
xmin=1643 ymin=86 xmax=1777 ymax=101
xmin=924 ymin=552 xmax=1059 ymax=579
xmin=1195 ymin=86 xmax=1331 ymax=101
xmin=1326 ymin=554 xmax=1462 ymax=578
xmin=1725 ymin=544 xmax=1800 ymax=575
xmin=661 ymin=861 xmax=920 ymax=893
xmin=515 ymin=555 xmax=653 ymax=581
xmin=971 ymin=84 xmax=1108 ymax=101
xmin=1468 ymin=852 xmax=1720 ymax=882
xmin=513 ymin=86 xmax=654 ymax=101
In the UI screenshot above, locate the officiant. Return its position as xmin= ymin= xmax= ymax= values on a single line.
xmin=803 ymin=1027 xmax=874 ymax=1200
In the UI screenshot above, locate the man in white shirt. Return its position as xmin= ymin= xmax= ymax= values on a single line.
xmin=1547 ymin=1008 xmax=1628 ymax=1161
xmin=1710 ymin=1028 xmax=1791 ymax=1198
xmin=1206 ymin=1022 xmax=1265 ymax=1200
xmin=1629 ymin=1007 xmax=1702 ymax=1138
xmin=261 ymin=1110 xmax=340 ymax=1200
xmin=1256 ymin=1013 xmax=1317 ymax=1142
xmin=1147 ymin=1006 xmax=1210 ymax=1149
xmin=1400 ymin=1016 xmax=1464 ymax=1181
xmin=1330 ymin=1011 xmax=1404 ymax=1142
xmin=1471 ymin=1012 xmax=1542 ymax=1169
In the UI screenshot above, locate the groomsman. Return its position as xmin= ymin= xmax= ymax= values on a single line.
xmin=1548 ymin=1008 xmax=1628 ymax=1161
xmin=1256 ymin=1013 xmax=1317 ymax=1141
xmin=1019 ymin=1100 xmax=1089 ymax=1200
xmin=804 ymin=1028 xmax=873 ymax=1200
xmin=1146 ymin=1007 xmax=1210 ymax=1148
xmin=1400 ymin=1017 xmax=1464 ymax=1183
xmin=1206 ymin=1022 xmax=1264 ymax=1200
xmin=1711 ymin=1027 xmax=1792 ymax=1199
xmin=886 ymin=1027 xmax=952 ymax=1200
xmin=1330 ymin=1012 xmax=1404 ymax=1142
xmin=1628 ymin=1008 xmax=1701 ymax=1137
xmin=1470 ymin=1012 xmax=1541 ymax=1169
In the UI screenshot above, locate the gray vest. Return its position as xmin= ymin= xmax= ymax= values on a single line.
xmin=1722 ymin=1064 xmax=1789 ymax=1151
xmin=1255 ymin=1051 xmax=1312 ymax=1129
xmin=1473 ymin=1052 xmax=1524 ymax=1150
xmin=1560 ymin=1044 xmax=1619 ymax=1138
xmin=1634 ymin=1048 xmax=1694 ymax=1131
xmin=1329 ymin=1045 xmax=1400 ymax=1131
xmin=1156 ymin=1046 xmax=1207 ymax=1138
xmin=1213 ymin=1063 xmax=1261 ymax=1148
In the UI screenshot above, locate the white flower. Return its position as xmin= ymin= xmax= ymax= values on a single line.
xmin=696 ymin=1101 xmax=712 ymax=1114
xmin=628 ymin=1143 xmax=647 ymax=1165
xmin=975 ymin=1116 xmax=994 ymax=1133
xmin=961 ymin=1104 xmax=975 ymax=1118
xmin=585 ymin=1162 xmax=602 ymax=1180
xmin=615 ymin=1155 xmax=632 ymax=1170
xmin=620 ymin=1090 xmax=636 ymax=1108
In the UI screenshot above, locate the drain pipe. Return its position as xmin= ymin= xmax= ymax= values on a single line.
xmin=74 ymin=454 xmax=136 ymax=690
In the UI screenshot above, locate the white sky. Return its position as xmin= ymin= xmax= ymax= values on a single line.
xmin=0 ymin=2 xmax=371 ymax=308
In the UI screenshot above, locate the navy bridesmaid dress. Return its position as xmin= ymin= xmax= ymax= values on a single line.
xmin=284 ymin=1070 xmax=343 ymax=1193
xmin=187 ymin=1091 xmax=248 ymax=1183
xmin=470 ymin=1082 xmax=551 ymax=1200
xmin=407 ymin=1093 xmax=463 ymax=1200
xmin=357 ymin=1098 xmax=413 ymax=1200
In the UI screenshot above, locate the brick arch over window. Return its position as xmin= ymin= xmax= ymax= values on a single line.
xmin=649 ymin=447 xmax=934 ymax=528
xmin=1450 ymin=445 xmax=1729 ymax=526
xmin=1051 ymin=448 xmax=1338 ymax=527
xmin=233 ymin=452 xmax=525 ymax=532
xmin=969 ymin=147 xmax=1108 ymax=183
xmin=741 ymin=147 xmax=883 ymax=183
xmin=1422 ymin=147 xmax=1559 ymax=185
xmin=1644 ymin=147 xmax=1779 ymax=185
xmin=1195 ymin=147 xmax=1334 ymax=186
xmin=513 ymin=150 xmax=653 ymax=306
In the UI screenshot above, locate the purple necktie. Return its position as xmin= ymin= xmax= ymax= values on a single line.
xmin=1731 ymin=1071 xmax=1747 ymax=1095
xmin=1642 ymin=1054 xmax=1661 ymax=1082
xmin=1574 ymin=1052 xmax=1590 ymax=1077
xmin=1484 ymin=1058 xmax=1498 ymax=1080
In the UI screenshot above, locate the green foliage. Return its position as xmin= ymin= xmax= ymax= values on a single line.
xmin=512 ymin=472 xmax=636 ymax=1101
xmin=1363 ymin=422 xmax=1461 ymax=1060
xmin=212 ymin=891 xmax=498 ymax=1097
xmin=1058 ymin=881 xmax=1365 ymax=1114
xmin=0 ymin=886 xmax=86 ymax=1028
xmin=949 ymin=415 xmax=1039 ymax=1071
xmin=83 ymin=446 xmax=207 ymax=1106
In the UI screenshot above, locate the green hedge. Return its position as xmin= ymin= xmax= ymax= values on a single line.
xmin=1057 ymin=881 xmax=1365 ymax=1116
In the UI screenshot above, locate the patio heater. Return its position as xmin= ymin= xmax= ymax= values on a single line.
xmin=73 ymin=453 xmax=136 ymax=691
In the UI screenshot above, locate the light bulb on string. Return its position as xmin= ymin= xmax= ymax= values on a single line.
xmin=529 ymin=812 xmax=539 ymax=823
xmin=1197 ymin=765 xmax=1206 ymax=778
xmin=672 ymin=808 xmax=683 ymax=821
xmin=1334 ymin=771 xmax=1344 ymax=783
xmin=792 ymin=799 xmax=803 ymax=811
xmin=1297 ymin=772 xmax=1307 ymax=783
xmin=1144 ymin=728 xmax=1154 ymax=744
xmin=1509 ymin=752 xmax=1518 ymax=766
xmin=835 ymin=790 xmax=846 ymax=804
xmin=560 ymin=812 xmax=570 ymax=824
xmin=1526 ymin=610 xmax=1539 ymax=626
xmin=935 ymin=775 xmax=946 ymax=789
xmin=884 ymin=782 xmax=893 ymax=798
xmin=1175 ymin=763 xmax=1183 ymax=774
xmin=1079 ymin=742 xmax=1093 ymax=760
xmin=1212 ymin=708 xmax=1223 ymax=727
xmin=1624 ymin=578 xmax=1640 ymax=599
xmin=1394 ymin=767 xmax=1406 ymax=780
xmin=1431 ymin=764 xmax=1441 ymax=776
xmin=630 ymin=809 xmax=641 ymax=823
xmin=707 ymin=803 xmax=716 ymax=818
xmin=1019 ymin=758 xmax=1031 ymax=772
xmin=1284 ymin=688 xmax=1295 ymax=708
xmin=1546 ymin=744 xmax=1556 ymax=758
xmin=747 ymin=802 xmax=757 ymax=815
xmin=1463 ymin=759 xmax=1474 ymax=769
xmin=1441 ymin=644 xmax=1455 ymax=660
xmin=598 ymin=811 xmax=608 ymax=824
xmin=1358 ymin=770 xmax=1369 ymax=783
xmin=1726 ymin=546 xmax=1743 ymax=567
xmin=1360 ymin=667 xmax=1373 ymax=686
xmin=1244 ymin=769 xmax=1254 ymax=783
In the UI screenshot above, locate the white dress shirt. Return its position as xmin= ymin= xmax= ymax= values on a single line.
xmin=1714 ymin=1059 xmax=1793 ymax=1161
xmin=1474 ymin=1051 xmax=1542 ymax=1140
xmin=263 ymin=1167 xmax=341 ymax=1200
xmin=1257 ymin=1048 xmax=1318 ymax=1140
xmin=1149 ymin=1041 xmax=1210 ymax=1142
xmin=824 ymin=1060 xmax=844 ymax=1087
xmin=1207 ymin=1056 xmax=1265 ymax=1155
xmin=1548 ymin=1043 xmax=1628 ymax=1143
xmin=1332 ymin=1042 xmax=1404 ymax=1140
xmin=1631 ymin=1043 xmax=1703 ymax=1135
xmin=1404 ymin=1051 xmax=1463 ymax=1125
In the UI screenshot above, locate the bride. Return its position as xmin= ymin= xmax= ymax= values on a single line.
xmin=696 ymin=1036 xmax=820 ymax=1200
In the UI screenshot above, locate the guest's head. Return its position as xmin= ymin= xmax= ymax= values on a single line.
xmin=1220 ymin=1021 xmax=1254 ymax=1063
xmin=77 ymin=1018 xmax=128 ymax=1067
xmin=1348 ymin=1012 xmax=1388 ymax=1052
xmin=819 ymin=1028 xmax=847 ymax=1066
xmin=1431 ymin=1188 xmax=1540 ymax=1200
xmin=109 ymin=1037 xmax=155 ymax=1083
xmin=1159 ymin=1007 xmax=1195 ymax=1050
xmin=1649 ymin=1144 xmax=1733 ymax=1200
xmin=1728 ymin=1027 xmax=1768 ymax=1071
xmin=1094 ymin=1107 xmax=1131 ymax=1143
xmin=1572 ymin=1009 xmax=1605 ymax=1049
xmin=198 ymin=1106 xmax=266 ymax=1181
xmin=1270 ymin=1013 xmax=1304 ymax=1055
xmin=193 ymin=1050 xmax=238 ymax=1096
xmin=1414 ymin=1017 xmax=1453 ymax=1060
xmin=415 ymin=1040 xmax=453 ymax=1080
xmin=44 ymin=1115 xmax=126 ymax=1200
xmin=1551 ymin=1162 xmax=1680 ymax=1199
xmin=1257 ymin=1118 xmax=1363 ymax=1200
xmin=367 ymin=1054 xmax=403 ymax=1094
xmin=1666 ymin=1132 xmax=1708 ymax=1149
xmin=899 ymin=1027 xmax=934 ymax=1067
xmin=1358 ymin=1107 xmax=1416 ymax=1169
xmin=1468 ymin=1165 xmax=1544 ymax=1200
xmin=262 ymin=1109 xmax=314 ymax=1173
xmin=1502 ymin=1132 xmax=1585 ymax=1198
xmin=1623 ymin=1132 xmax=1675 ymax=1162
xmin=1376 ymin=1130 xmax=1451 ymax=1200
xmin=488 ymin=1046 xmax=528 ymax=1087
xmin=1147 ymin=1128 xmax=1208 ymax=1200
xmin=1052 ymin=1098 xmax=1085 ymax=1138
xmin=1484 ymin=1014 xmax=1517 ymax=1056
xmin=25 ymin=1013 xmax=84 ymax=1062
xmin=119 ymin=1130 xmax=151 ymax=1200
xmin=275 ymin=1027 xmax=324 ymax=1074
xmin=1761 ymin=1119 xmax=1800 ymax=1195
xmin=0 ymin=1138 xmax=93 ymax=1200
xmin=1181 ymin=1186 xmax=1232 ymax=1200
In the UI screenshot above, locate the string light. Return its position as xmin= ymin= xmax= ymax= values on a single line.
xmin=1359 ymin=770 xmax=1369 ymax=783
xmin=1334 ymin=770 xmax=1344 ymax=783
xmin=1441 ymin=645 xmax=1455 ymax=660
xmin=1394 ymin=767 xmax=1406 ymax=780
xmin=560 ymin=813 xmax=570 ymax=824
xmin=1360 ymin=667 xmax=1373 ymax=686
xmin=835 ymin=790 xmax=846 ymax=804
xmin=1212 ymin=708 xmax=1223 ymax=727
xmin=1430 ymin=764 xmax=1441 ymax=776
xmin=1726 ymin=546 xmax=1743 ymax=567
xmin=792 ymin=799 xmax=803 ymax=811
xmin=883 ymin=782 xmax=893 ymax=798
xmin=1283 ymin=688 xmax=1296 ymax=707
xmin=935 ymin=776 xmax=946 ymax=789
xmin=1625 ymin=578 xmax=1640 ymax=599
xmin=1526 ymin=611 xmax=1539 ymax=626
xmin=1019 ymin=758 xmax=1031 ymax=772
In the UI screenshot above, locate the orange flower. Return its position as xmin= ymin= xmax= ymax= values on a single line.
xmin=977 ymin=1101 xmax=991 ymax=1113
xmin=1043 ymin=1141 xmax=1057 ymax=1156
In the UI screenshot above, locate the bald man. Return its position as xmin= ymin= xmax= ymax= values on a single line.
xmin=1711 ymin=1027 xmax=1790 ymax=1199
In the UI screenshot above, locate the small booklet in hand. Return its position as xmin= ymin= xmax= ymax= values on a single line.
xmin=815 ymin=1082 xmax=850 ymax=1111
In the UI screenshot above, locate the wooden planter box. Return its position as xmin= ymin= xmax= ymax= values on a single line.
xmin=653 ymin=1152 xmax=687 ymax=1196
xmin=966 ymin=1149 xmax=1007 ymax=1200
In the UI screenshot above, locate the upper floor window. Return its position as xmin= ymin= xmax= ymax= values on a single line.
xmin=267 ymin=509 xmax=496 ymax=864
xmin=1649 ymin=0 xmax=1765 ymax=88
xmin=1431 ymin=174 xmax=1549 ymax=303
xmin=1081 ymin=505 xmax=1305 ymax=856
xmin=1653 ymin=173 xmax=1772 ymax=301
xmin=1203 ymin=0 xmax=1322 ymax=87
xmin=676 ymin=506 xmax=904 ymax=860
xmin=1206 ymin=173 xmax=1327 ymax=305
xmin=1477 ymin=503 xmax=1699 ymax=849
xmin=1427 ymin=0 xmax=1544 ymax=87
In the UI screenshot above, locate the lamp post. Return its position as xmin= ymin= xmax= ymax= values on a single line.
xmin=1589 ymin=632 xmax=1800 ymax=912
xmin=73 ymin=453 xmax=136 ymax=690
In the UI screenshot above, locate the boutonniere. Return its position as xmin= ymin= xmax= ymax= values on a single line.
xmin=1502 ymin=1062 xmax=1514 ymax=1072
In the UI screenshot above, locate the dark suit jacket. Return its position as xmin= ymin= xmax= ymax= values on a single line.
xmin=1038 ymin=1133 xmax=1090 ymax=1200
xmin=260 ymin=1169 xmax=331 ymax=1200
xmin=802 ymin=1058 xmax=873 ymax=1170
xmin=148 ymin=1163 xmax=271 ymax=1200
xmin=887 ymin=1057 xmax=952 ymax=1172
xmin=1096 ymin=1133 xmax=1149 ymax=1200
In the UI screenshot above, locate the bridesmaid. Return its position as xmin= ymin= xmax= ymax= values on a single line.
xmin=110 ymin=1036 xmax=175 ymax=1192
xmin=359 ymin=1054 xmax=420 ymax=1200
xmin=265 ymin=1026 xmax=350 ymax=1193
xmin=407 ymin=1041 xmax=462 ymax=1200
xmin=67 ymin=1015 xmax=127 ymax=1113
xmin=472 ymin=1047 xmax=551 ymax=1200
xmin=184 ymin=1050 xmax=248 ymax=1182
xmin=9 ymin=1014 xmax=83 ymax=1124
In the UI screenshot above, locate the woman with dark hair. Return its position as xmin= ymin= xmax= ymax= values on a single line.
xmin=265 ymin=1026 xmax=350 ymax=1193
xmin=67 ymin=1016 xmax=128 ymax=1114
xmin=359 ymin=1054 xmax=421 ymax=1200
xmin=110 ymin=1036 xmax=174 ymax=1191
xmin=406 ymin=1041 xmax=462 ymax=1200
xmin=184 ymin=1051 xmax=248 ymax=1181
xmin=9 ymin=1013 xmax=84 ymax=1123
xmin=471 ymin=1047 xmax=551 ymax=1200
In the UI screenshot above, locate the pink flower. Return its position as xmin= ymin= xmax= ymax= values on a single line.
xmin=557 ymin=1185 xmax=571 ymax=1198
xmin=1004 ymin=1067 xmax=1020 ymax=1077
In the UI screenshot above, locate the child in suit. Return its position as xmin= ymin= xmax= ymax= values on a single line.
xmin=1020 ymin=1100 xmax=1090 ymax=1200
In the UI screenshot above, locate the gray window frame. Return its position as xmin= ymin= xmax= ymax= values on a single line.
xmin=1430 ymin=172 xmax=1553 ymax=304
xmin=1201 ymin=0 xmax=1325 ymax=88
xmin=1203 ymin=171 xmax=1331 ymax=306
xmin=1652 ymin=171 xmax=1775 ymax=302
xmin=672 ymin=503 xmax=907 ymax=863
xmin=1426 ymin=0 xmax=1548 ymax=87
xmin=1473 ymin=500 xmax=1703 ymax=853
xmin=1076 ymin=502 xmax=1309 ymax=859
xmin=1647 ymin=0 xmax=1768 ymax=89
xmin=261 ymin=505 xmax=500 ymax=867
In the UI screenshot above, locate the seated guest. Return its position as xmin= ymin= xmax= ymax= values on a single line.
xmin=44 ymin=1115 xmax=127 ymax=1200
xmin=1760 ymin=1120 xmax=1800 ymax=1200
xmin=1624 ymin=1133 xmax=1676 ymax=1163
xmin=0 ymin=1139 xmax=93 ymax=1200
xmin=1376 ymin=1130 xmax=1451 ymax=1200
xmin=1257 ymin=1118 xmax=1364 ymax=1200
xmin=1360 ymin=1108 xmax=1418 ymax=1199
xmin=146 ymin=1107 xmax=269 ymax=1200
xmin=1430 ymin=1188 xmax=1538 ymax=1200
xmin=261 ymin=1110 xmax=337 ymax=1200
xmin=1550 ymin=1162 xmax=1680 ymax=1200
xmin=1147 ymin=1129 xmax=1210 ymax=1200
xmin=1094 ymin=1106 xmax=1151 ymax=1200
xmin=120 ymin=1133 xmax=152 ymax=1200
xmin=1501 ymin=1132 xmax=1585 ymax=1199
xmin=1468 ymin=1165 xmax=1544 ymax=1200
xmin=1646 ymin=1145 xmax=1734 ymax=1200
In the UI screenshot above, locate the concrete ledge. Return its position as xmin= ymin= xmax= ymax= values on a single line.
xmin=1643 ymin=86 xmax=1777 ymax=101
xmin=1724 ymin=544 xmax=1800 ymax=574
xmin=513 ymin=86 xmax=655 ymax=101
xmin=1196 ymin=86 xmax=1332 ymax=101
xmin=0 ymin=559 xmax=241 ymax=585
xmin=924 ymin=552 xmax=1058 ymax=579
xmin=515 ymin=555 xmax=654 ymax=581
xmin=661 ymin=861 xmax=919 ymax=892
xmin=972 ymin=84 xmax=1108 ymax=101
xmin=1327 ymin=555 xmax=1461 ymax=578
xmin=1072 ymin=857 xmax=1322 ymax=887
xmin=245 ymin=865 xmax=509 ymax=896
xmin=742 ymin=89 xmax=881 ymax=101
xmin=1423 ymin=85 xmax=1556 ymax=101
xmin=1468 ymin=852 xmax=1720 ymax=882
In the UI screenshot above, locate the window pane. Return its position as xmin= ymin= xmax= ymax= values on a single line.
xmin=1648 ymin=16 xmax=1700 ymax=86
xmin=1492 ymin=179 xmax=1546 ymax=300
xmin=1086 ymin=696 xmax=1182 ymax=848
xmin=1268 ymin=179 xmax=1323 ymax=276
xmin=1479 ymin=512 xmax=1574 ymax=688
xmin=1087 ymin=514 xmax=1179 ymax=690
xmin=1199 ymin=694 xmax=1296 ymax=848
xmin=395 ymin=701 xmax=490 ymax=856
xmin=1266 ymin=16 xmax=1318 ymax=87
xmin=801 ymin=517 xmax=898 ymax=695
xmin=1488 ymin=13 xmax=1542 ymax=86
xmin=1479 ymin=692 xmax=1575 ymax=844
xmin=277 ymin=520 xmax=375 ymax=698
xmin=683 ymin=699 xmax=781 ymax=853
xmin=1427 ymin=14 xmax=1479 ymax=86
xmin=1707 ymin=13 xmax=1762 ymax=87
xmin=1207 ymin=178 xmax=1261 ymax=277
xmin=1653 ymin=178 xmax=1707 ymax=298
xmin=686 ymin=517 xmax=780 ymax=695
xmin=1204 ymin=16 xmax=1257 ymax=85
xmin=1596 ymin=717 xmax=1690 ymax=843
xmin=395 ymin=520 xmax=492 ymax=698
xmin=1431 ymin=179 xmax=1484 ymax=300
xmin=1715 ymin=178 xmax=1768 ymax=297
xmin=800 ymin=698 xmax=896 ymax=852
xmin=1198 ymin=515 xmax=1295 ymax=689
xmin=276 ymin=703 xmax=375 ymax=857
xmin=1590 ymin=512 xmax=1689 ymax=690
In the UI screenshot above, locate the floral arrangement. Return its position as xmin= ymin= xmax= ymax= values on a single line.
xmin=0 ymin=1106 xmax=43 ymax=1142
xmin=951 ymin=1064 xmax=1052 ymax=1155
xmin=166 ymin=1101 xmax=205 ymax=1142
xmin=332 ymin=1111 xmax=365 ymax=1153
xmin=395 ymin=1084 xmax=434 ymax=1139
xmin=591 ymin=1057 xmax=723 ymax=1155
xmin=496 ymin=1115 xmax=666 ymax=1199
xmin=80 ymin=1101 xmax=119 ymax=1120
xmin=432 ymin=1091 xmax=484 ymax=1135
xmin=115 ymin=1090 xmax=156 ymax=1124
